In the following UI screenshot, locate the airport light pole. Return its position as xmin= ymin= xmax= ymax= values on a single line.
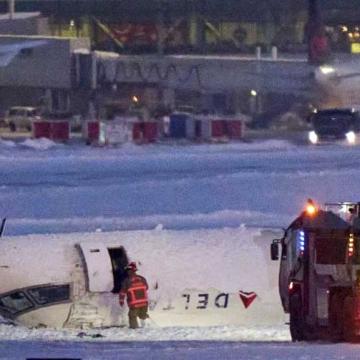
xmin=8 ymin=0 xmax=15 ymax=19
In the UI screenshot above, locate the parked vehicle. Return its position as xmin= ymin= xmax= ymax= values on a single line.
xmin=4 ymin=106 xmax=41 ymax=132
xmin=307 ymin=108 xmax=360 ymax=145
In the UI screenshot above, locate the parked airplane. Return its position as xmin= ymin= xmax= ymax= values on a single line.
xmin=0 ymin=39 xmax=48 ymax=67
xmin=315 ymin=55 xmax=360 ymax=108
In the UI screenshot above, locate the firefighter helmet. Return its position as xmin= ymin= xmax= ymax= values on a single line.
xmin=125 ymin=262 xmax=137 ymax=272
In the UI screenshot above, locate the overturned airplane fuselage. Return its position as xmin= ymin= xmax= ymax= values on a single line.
xmin=0 ymin=228 xmax=285 ymax=329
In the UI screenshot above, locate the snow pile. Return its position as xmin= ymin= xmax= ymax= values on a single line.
xmin=0 ymin=138 xmax=16 ymax=148
xmin=6 ymin=211 xmax=291 ymax=236
xmin=20 ymin=138 xmax=61 ymax=150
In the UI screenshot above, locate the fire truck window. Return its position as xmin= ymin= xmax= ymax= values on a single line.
xmin=281 ymin=243 xmax=287 ymax=260
xmin=290 ymin=231 xmax=298 ymax=262
xmin=315 ymin=237 xmax=347 ymax=264
xmin=281 ymin=231 xmax=292 ymax=260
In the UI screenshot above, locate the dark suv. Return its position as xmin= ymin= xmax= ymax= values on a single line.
xmin=308 ymin=108 xmax=360 ymax=144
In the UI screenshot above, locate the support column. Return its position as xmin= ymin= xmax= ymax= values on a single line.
xmin=8 ymin=0 xmax=14 ymax=19
xmin=189 ymin=4 xmax=205 ymax=52
xmin=162 ymin=88 xmax=176 ymax=110
xmin=306 ymin=0 xmax=329 ymax=64
xmin=156 ymin=0 xmax=166 ymax=55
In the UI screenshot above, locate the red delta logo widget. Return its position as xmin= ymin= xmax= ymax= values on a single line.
xmin=182 ymin=290 xmax=257 ymax=310
xmin=238 ymin=290 xmax=257 ymax=309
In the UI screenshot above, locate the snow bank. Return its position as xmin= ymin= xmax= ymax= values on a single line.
xmin=2 ymin=138 xmax=360 ymax=239
xmin=0 ymin=138 xmax=295 ymax=156
xmin=0 ymin=138 xmax=16 ymax=148
xmin=6 ymin=211 xmax=290 ymax=236
xmin=3 ymin=138 xmax=360 ymax=233
xmin=20 ymin=138 xmax=62 ymax=150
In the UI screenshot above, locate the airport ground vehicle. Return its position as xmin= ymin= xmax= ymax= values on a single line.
xmin=271 ymin=200 xmax=360 ymax=342
xmin=4 ymin=106 xmax=41 ymax=132
xmin=307 ymin=108 xmax=360 ymax=145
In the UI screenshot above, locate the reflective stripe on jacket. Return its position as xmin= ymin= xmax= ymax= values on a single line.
xmin=119 ymin=274 xmax=148 ymax=308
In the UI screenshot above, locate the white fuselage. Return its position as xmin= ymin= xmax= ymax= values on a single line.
xmin=0 ymin=228 xmax=285 ymax=329
xmin=315 ymin=55 xmax=360 ymax=109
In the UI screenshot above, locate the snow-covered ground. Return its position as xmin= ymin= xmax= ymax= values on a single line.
xmin=4 ymin=339 xmax=360 ymax=360
xmin=2 ymin=137 xmax=360 ymax=358
xmin=2 ymin=138 xmax=360 ymax=236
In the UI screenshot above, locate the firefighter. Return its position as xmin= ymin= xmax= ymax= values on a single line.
xmin=119 ymin=261 xmax=149 ymax=329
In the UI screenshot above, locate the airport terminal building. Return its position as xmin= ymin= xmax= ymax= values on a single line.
xmin=0 ymin=0 xmax=359 ymax=123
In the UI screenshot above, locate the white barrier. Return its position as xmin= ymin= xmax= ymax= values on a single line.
xmin=98 ymin=117 xmax=134 ymax=146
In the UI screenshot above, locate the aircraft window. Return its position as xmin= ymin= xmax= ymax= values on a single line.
xmin=0 ymin=292 xmax=33 ymax=314
xmin=28 ymin=284 xmax=70 ymax=305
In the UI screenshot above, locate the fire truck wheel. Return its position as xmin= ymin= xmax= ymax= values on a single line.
xmin=289 ymin=292 xmax=305 ymax=341
xmin=329 ymin=292 xmax=344 ymax=341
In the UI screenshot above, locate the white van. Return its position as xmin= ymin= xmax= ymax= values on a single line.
xmin=4 ymin=106 xmax=41 ymax=132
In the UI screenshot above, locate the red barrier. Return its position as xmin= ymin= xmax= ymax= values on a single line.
xmin=132 ymin=122 xmax=144 ymax=141
xmin=132 ymin=122 xmax=158 ymax=143
xmin=50 ymin=121 xmax=70 ymax=141
xmin=32 ymin=121 xmax=51 ymax=138
xmin=211 ymin=120 xmax=226 ymax=138
xmin=227 ymin=120 xmax=243 ymax=139
xmin=87 ymin=122 xmax=100 ymax=143
xmin=144 ymin=122 xmax=158 ymax=142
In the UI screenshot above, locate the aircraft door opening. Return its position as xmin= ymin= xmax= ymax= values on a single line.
xmin=108 ymin=247 xmax=129 ymax=294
